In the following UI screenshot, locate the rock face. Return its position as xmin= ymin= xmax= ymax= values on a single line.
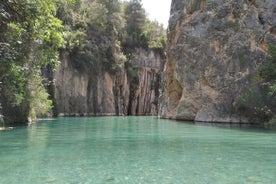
xmin=127 ymin=48 xmax=163 ymax=115
xmin=54 ymin=48 xmax=163 ymax=116
xmin=160 ymin=0 xmax=276 ymax=122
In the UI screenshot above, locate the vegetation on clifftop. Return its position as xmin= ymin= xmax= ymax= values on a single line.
xmin=0 ymin=0 xmax=166 ymax=123
xmin=2 ymin=0 xmax=274 ymax=125
xmin=60 ymin=0 xmax=166 ymax=73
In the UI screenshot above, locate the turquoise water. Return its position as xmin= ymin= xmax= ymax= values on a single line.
xmin=0 ymin=116 xmax=276 ymax=184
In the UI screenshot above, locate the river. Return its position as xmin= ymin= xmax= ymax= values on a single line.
xmin=0 ymin=116 xmax=275 ymax=183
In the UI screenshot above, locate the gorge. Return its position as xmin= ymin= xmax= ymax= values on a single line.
xmin=1 ymin=1 xmax=276 ymax=183
xmin=0 ymin=0 xmax=275 ymax=124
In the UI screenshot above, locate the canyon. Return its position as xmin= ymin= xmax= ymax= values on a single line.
xmin=1 ymin=0 xmax=275 ymax=124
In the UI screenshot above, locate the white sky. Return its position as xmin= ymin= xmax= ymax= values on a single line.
xmin=141 ymin=0 xmax=171 ymax=28
xmin=123 ymin=0 xmax=171 ymax=28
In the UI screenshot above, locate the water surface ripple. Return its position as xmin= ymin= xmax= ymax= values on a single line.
xmin=0 ymin=116 xmax=275 ymax=184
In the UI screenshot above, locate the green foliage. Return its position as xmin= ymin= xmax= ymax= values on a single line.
xmin=237 ymin=44 xmax=276 ymax=123
xmin=259 ymin=44 xmax=276 ymax=100
xmin=225 ymin=21 xmax=239 ymax=31
xmin=121 ymin=0 xmax=166 ymax=53
xmin=104 ymin=41 xmax=126 ymax=74
xmin=259 ymin=45 xmax=276 ymax=82
xmin=0 ymin=0 xmax=166 ymax=122
xmin=239 ymin=57 xmax=246 ymax=66
xmin=0 ymin=0 xmax=65 ymax=123
xmin=122 ymin=0 xmax=147 ymax=49
xmin=63 ymin=29 xmax=86 ymax=50
xmin=0 ymin=43 xmax=27 ymax=106
xmin=124 ymin=0 xmax=146 ymax=33
xmin=60 ymin=0 xmax=127 ymax=74
xmin=126 ymin=62 xmax=140 ymax=88
xmin=237 ymin=86 xmax=274 ymax=122
xmin=28 ymin=72 xmax=53 ymax=120
xmin=143 ymin=21 xmax=167 ymax=49
xmin=60 ymin=0 xmax=166 ymax=74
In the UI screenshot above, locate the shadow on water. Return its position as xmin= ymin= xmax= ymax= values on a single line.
xmin=3 ymin=115 xmax=276 ymax=133
xmin=171 ymin=118 xmax=276 ymax=133
xmin=35 ymin=116 xmax=276 ymax=133
xmin=192 ymin=121 xmax=276 ymax=133
xmin=0 ymin=115 xmax=14 ymax=131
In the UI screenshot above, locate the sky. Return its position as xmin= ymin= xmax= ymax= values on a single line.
xmin=123 ymin=0 xmax=171 ymax=28
xmin=141 ymin=0 xmax=171 ymax=28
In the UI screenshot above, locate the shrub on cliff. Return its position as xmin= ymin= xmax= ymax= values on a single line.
xmin=61 ymin=0 xmax=166 ymax=74
xmin=238 ymin=45 xmax=276 ymax=124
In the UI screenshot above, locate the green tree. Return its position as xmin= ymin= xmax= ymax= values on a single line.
xmin=101 ymin=0 xmax=125 ymax=38
xmin=259 ymin=45 xmax=276 ymax=82
xmin=0 ymin=0 xmax=64 ymax=123
xmin=143 ymin=20 xmax=167 ymax=55
xmin=0 ymin=0 xmax=166 ymax=123
xmin=61 ymin=0 xmax=126 ymax=73
xmin=123 ymin=0 xmax=147 ymax=48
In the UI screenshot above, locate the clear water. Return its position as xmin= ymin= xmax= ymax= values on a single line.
xmin=0 ymin=116 xmax=276 ymax=184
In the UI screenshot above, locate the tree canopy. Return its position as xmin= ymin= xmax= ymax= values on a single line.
xmin=0 ymin=0 xmax=64 ymax=122
xmin=0 ymin=0 xmax=167 ymax=123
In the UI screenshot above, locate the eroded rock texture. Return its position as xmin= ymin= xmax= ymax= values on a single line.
xmin=54 ymin=48 xmax=163 ymax=116
xmin=160 ymin=0 xmax=276 ymax=122
xmin=127 ymin=48 xmax=163 ymax=115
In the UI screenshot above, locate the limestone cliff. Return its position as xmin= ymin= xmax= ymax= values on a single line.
xmin=53 ymin=48 xmax=163 ymax=116
xmin=160 ymin=0 xmax=276 ymax=122
xmin=127 ymin=48 xmax=162 ymax=115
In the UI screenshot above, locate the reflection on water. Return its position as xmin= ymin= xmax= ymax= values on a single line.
xmin=194 ymin=121 xmax=276 ymax=133
xmin=0 ymin=116 xmax=276 ymax=184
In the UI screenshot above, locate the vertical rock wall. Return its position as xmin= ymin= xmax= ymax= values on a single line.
xmin=128 ymin=48 xmax=162 ymax=115
xmin=160 ymin=0 xmax=276 ymax=122
xmin=54 ymin=48 xmax=163 ymax=116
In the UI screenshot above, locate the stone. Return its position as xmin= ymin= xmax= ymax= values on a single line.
xmin=160 ymin=0 xmax=276 ymax=123
xmin=54 ymin=48 xmax=164 ymax=116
